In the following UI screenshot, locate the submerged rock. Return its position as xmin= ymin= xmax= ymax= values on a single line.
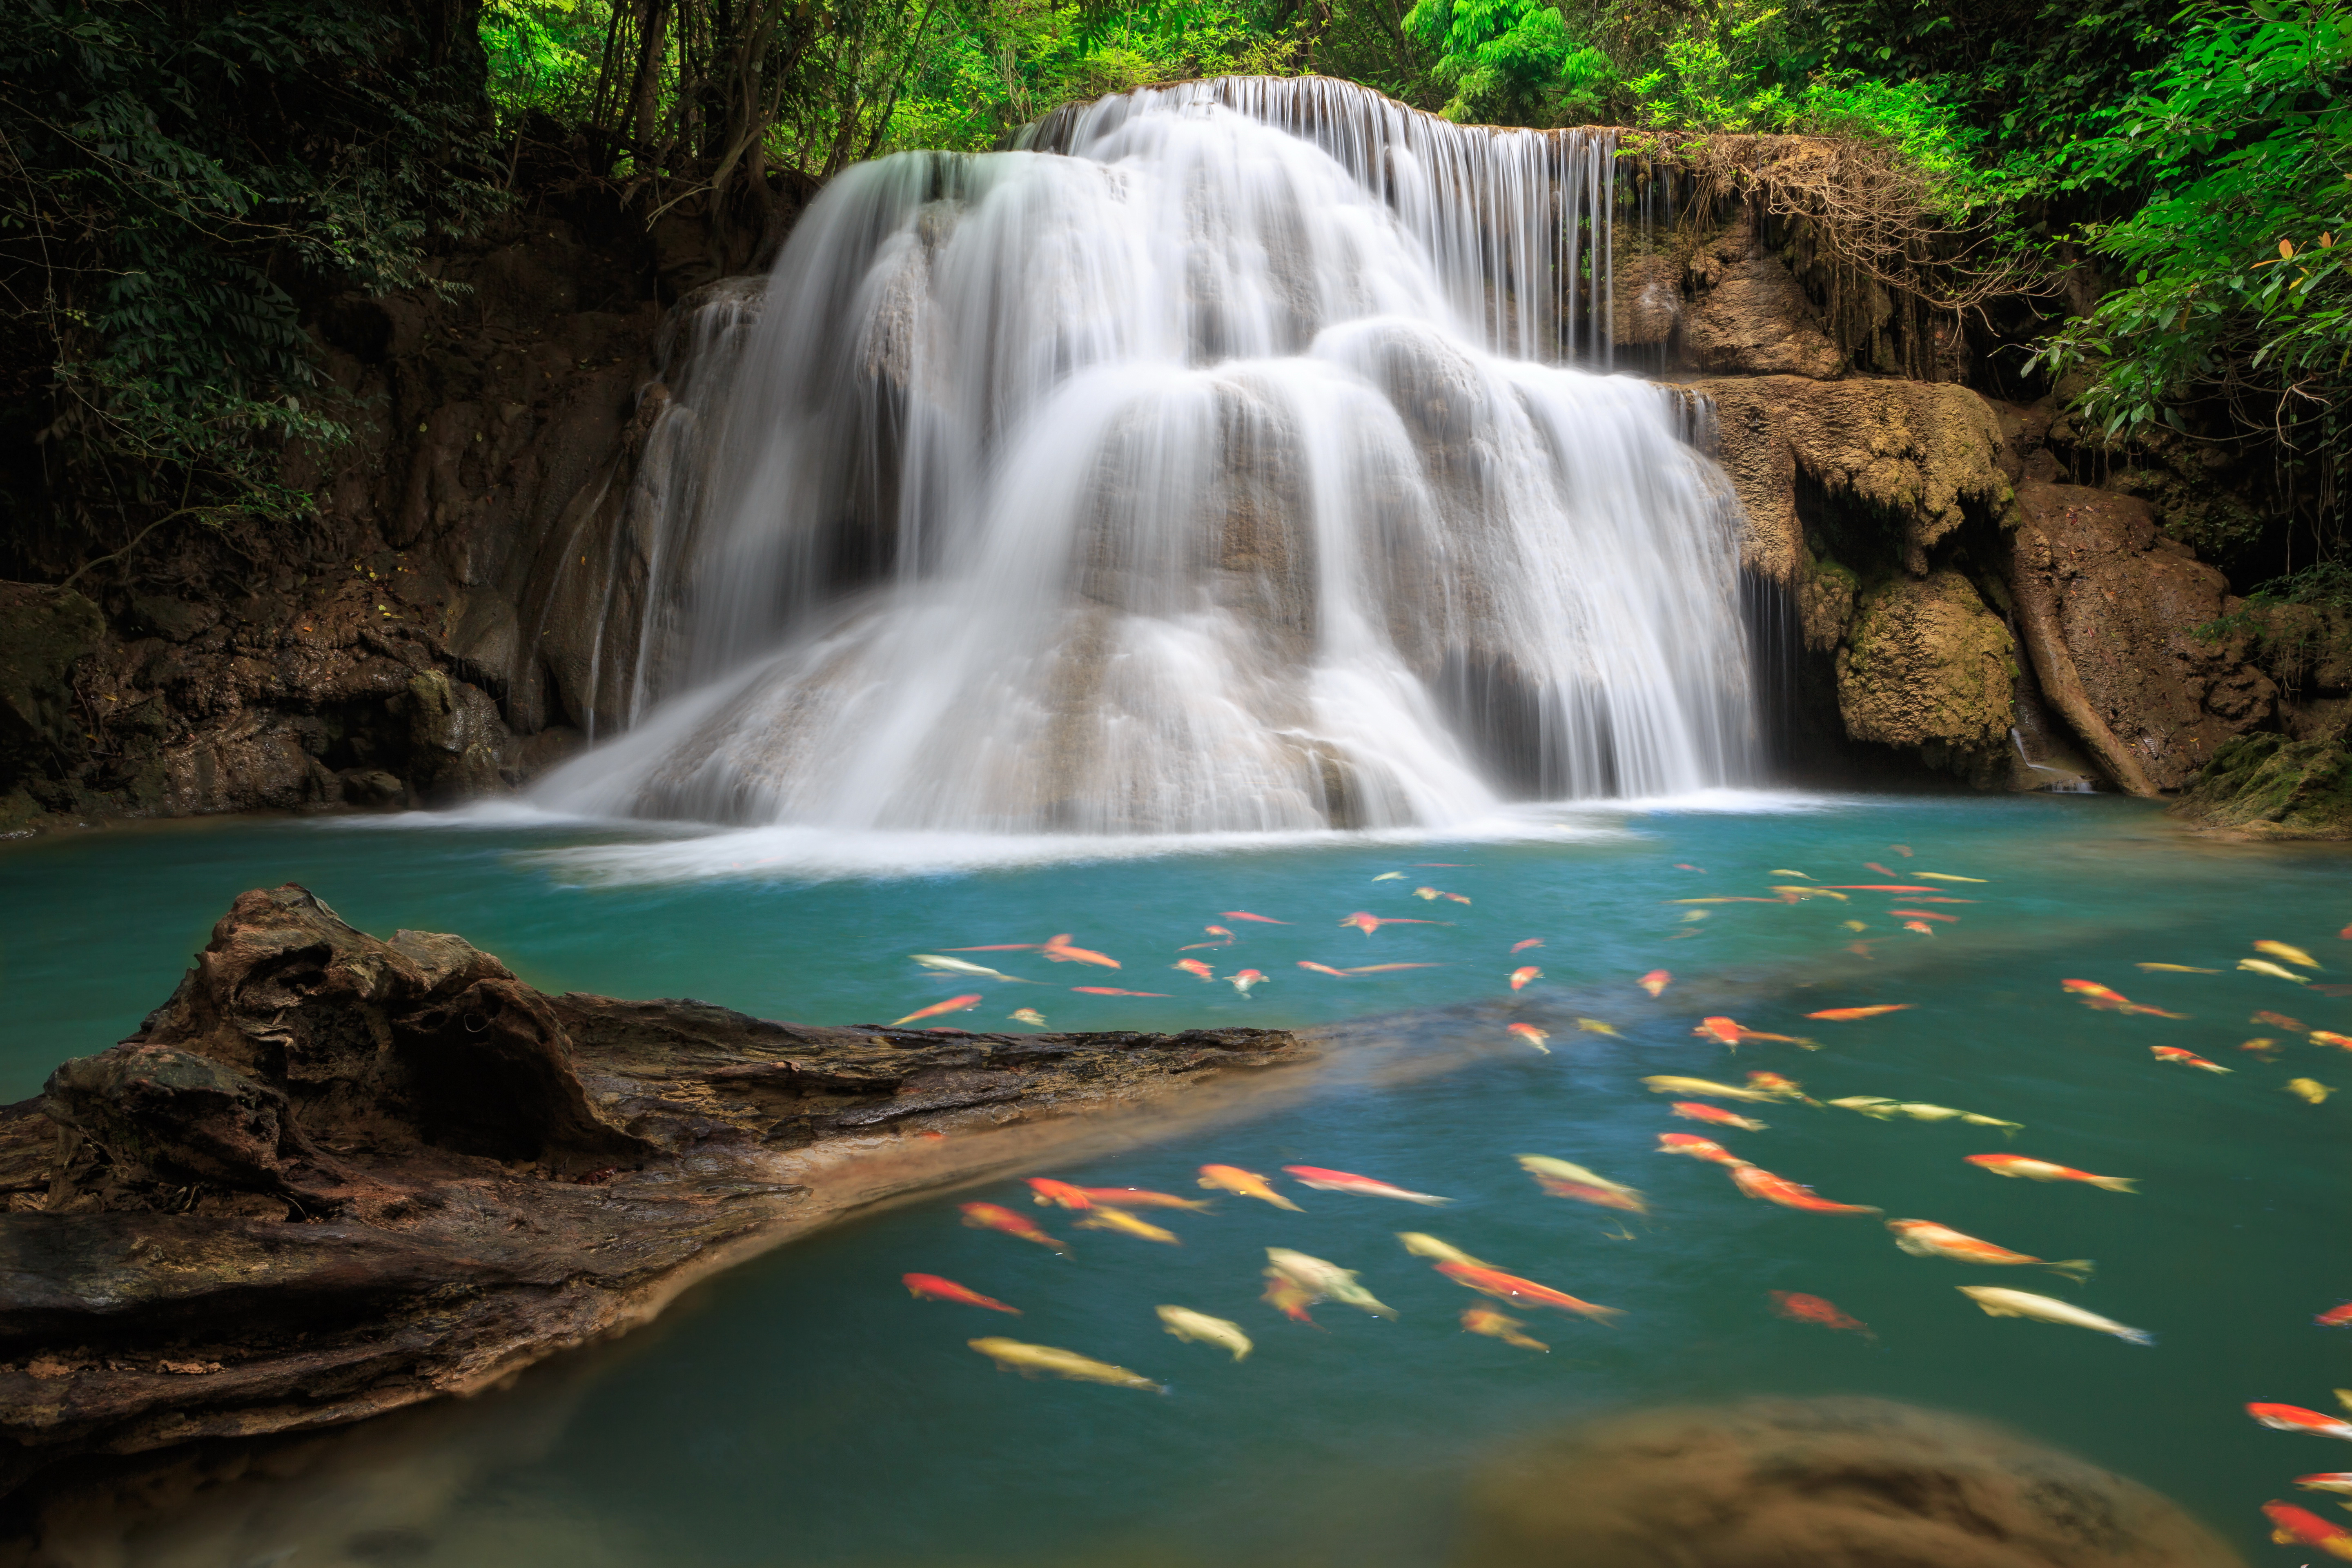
xmin=1454 ymin=1396 xmax=2243 ymax=1568
xmin=0 ymin=885 xmax=1311 ymax=1497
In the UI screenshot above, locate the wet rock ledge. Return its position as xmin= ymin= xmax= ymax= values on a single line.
xmin=0 ymin=886 xmax=1310 ymax=1497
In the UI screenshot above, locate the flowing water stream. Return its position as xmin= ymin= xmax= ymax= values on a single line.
xmin=4 ymin=799 xmax=2348 ymax=1565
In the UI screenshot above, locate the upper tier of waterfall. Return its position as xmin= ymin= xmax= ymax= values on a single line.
xmin=534 ymin=76 xmax=1756 ymax=833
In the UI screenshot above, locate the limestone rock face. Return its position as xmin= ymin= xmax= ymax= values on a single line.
xmin=1695 ymin=376 xmax=2011 ymax=581
xmin=2012 ymin=481 xmax=2273 ymax=791
xmin=1835 ymin=570 xmax=2016 ymax=782
xmin=2170 ymin=726 xmax=2352 ymax=840
xmin=1680 ymin=216 xmax=1844 ymax=381
xmin=404 ymin=668 xmax=511 ymax=803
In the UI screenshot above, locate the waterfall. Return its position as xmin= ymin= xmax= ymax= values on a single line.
xmin=534 ymin=76 xmax=1757 ymax=834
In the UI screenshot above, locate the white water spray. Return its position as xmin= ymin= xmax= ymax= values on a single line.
xmin=537 ymin=77 xmax=1757 ymax=833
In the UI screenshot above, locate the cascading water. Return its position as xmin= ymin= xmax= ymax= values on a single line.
xmin=535 ymin=76 xmax=1759 ymax=834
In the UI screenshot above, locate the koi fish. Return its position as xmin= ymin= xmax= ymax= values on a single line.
xmin=1007 ymin=1007 xmax=1048 ymax=1026
xmin=1768 ymin=1291 xmax=1874 ymax=1340
xmin=1886 ymin=1219 xmax=2092 ymax=1281
xmin=1078 ymin=1187 xmax=1214 ymax=1212
xmin=1511 ymin=939 xmax=1544 ymax=953
xmin=1960 ymin=1287 xmax=2153 ymax=1345
xmin=2256 ymin=1009 xmax=2311 ymax=1033
xmin=2258 ymin=940 xmax=2322 ymax=969
xmin=1770 ymin=870 xmax=1811 ymax=878
xmin=1575 ymin=1018 xmax=1619 ymax=1036
xmin=1906 ymin=896 xmax=1977 ymax=903
xmin=1806 ymin=1005 xmax=1913 ymax=1020
xmin=1902 ymin=921 xmax=1936 ymax=937
xmin=2298 ymin=1474 xmax=2352 ymax=1496
xmin=892 ymin=994 xmax=983 ymax=1027
xmin=1657 ymin=1132 xmax=1748 ymax=1165
xmin=1673 ymin=863 xmax=1703 ymax=872
xmin=1889 ymin=909 xmax=1957 ymax=922
xmin=2241 ymin=1036 xmax=2282 ymax=1058
xmin=1641 ymin=1074 xmax=1784 ymax=1103
xmin=1071 ymin=987 xmax=1170 ymax=997
xmin=968 ymin=1337 xmax=1163 ymax=1392
xmin=2262 ymin=1501 xmax=2352 ymax=1561
xmin=1822 ymin=885 xmax=1941 ymax=892
xmin=2253 ymin=1404 xmax=2352 ymax=1441
xmin=1831 ymin=1098 xmax=2022 ymax=1131
xmin=2243 ymin=958 xmax=2312 ymax=984
xmin=1027 ymin=1177 xmax=1094 ymax=1209
xmin=1265 ymin=1248 xmax=1396 ymax=1318
xmin=1517 ymin=1154 xmax=1646 ymax=1213
xmin=1227 ymin=969 xmax=1267 ymax=996
xmin=2060 ymin=979 xmax=2188 ymax=1017
xmin=1434 ymin=1260 xmax=1621 ymax=1322
xmin=2314 ymin=1030 xmax=2352 ymax=1050
xmin=1673 ymin=897 xmax=1784 ymax=904
xmin=1076 ymin=1207 xmax=1180 ymax=1244
xmin=1173 ymin=959 xmax=1216 ymax=980
xmin=1339 ymin=912 xmax=1446 ymax=935
xmin=1462 ymin=1305 xmax=1548 ymax=1352
xmin=1156 ymin=1305 xmax=1251 ymax=1361
xmin=1639 ymin=969 xmax=1671 ymax=997
xmin=1297 ymin=961 xmax=1352 ymax=977
xmin=1417 ymin=887 xmax=1471 ymax=904
xmin=1964 ymin=1154 xmax=2135 ymax=1192
xmin=1842 ymin=920 xmax=1868 ymax=932
xmin=1774 ymin=886 xmax=1849 ymax=901
xmin=1372 ymin=872 xmax=1405 ymax=881
xmin=2319 ymin=1303 xmax=2352 ymax=1327
xmin=959 ymin=1202 xmax=1069 ymax=1254
xmin=1347 ymin=963 xmax=1443 ymax=973
xmin=1673 ymin=1101 xmax=1766 ymax=1131
xmin=1731 ymin=1163 xmax=1881 ymax=1214
xmin=1282 ymin=1165 xmax=1449 ymax=1205
xmin=1507 ymin=1022 xmax=1550 ymax=1054
xmin=1914 ymin=872 xmax=1986 ymax=882
xmin=1221 ymin=911 xmax=1287 ymax=924
xmin=1198 ymin=1164 xmax=1303 ymax=1210
xmin=903 ymin=1273 xmax=1021 ymax=1313
xmin=2137 ymin=962 xmax=2218 ymax=973
xmin=1866 ymin=862 xmax=1901 ymax=877
xmin=1509 ymin=965 xmax=1541 ymax=990
xmin=1260 ymin=1270 xmax=1317 ymax=1323
xmin=1179 ymin=926 xmax=1236 ymax=950
xmin=1397 ymin=1232 xmax=1490 ymax=1267
xmin=2149 ymin=1045 xmax=2230 ymax=1073
xmin=913 ymin=954 xmax=1033 ymax=981
xmin=1696 ymin=1017 xmax=1820 ymax=1050
xmin=2290 ymin=1078 xmax=2335 ymax=1103
xmin=1041 ymin=935 xmax=1120 ymax=968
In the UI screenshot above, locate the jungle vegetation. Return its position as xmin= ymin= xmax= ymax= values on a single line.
xmin=0 ymin=0 xmax=2345 ymax=590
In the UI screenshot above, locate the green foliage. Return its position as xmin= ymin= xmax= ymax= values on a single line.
xmin=1401 ymin=0 xmax=1598 ymax=125
xmin=483 ymin=0 xmax=614 ymax=125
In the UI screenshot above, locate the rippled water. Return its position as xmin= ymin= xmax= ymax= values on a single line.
xmin=4 ymin=794 xmax=2348 ymax=1566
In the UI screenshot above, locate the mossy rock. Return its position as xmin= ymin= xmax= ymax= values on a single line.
xmin=1835 ymin=569 xmax=2016 ymax=784
xmin=2170 ymin=730 xmax=2352 ymax=840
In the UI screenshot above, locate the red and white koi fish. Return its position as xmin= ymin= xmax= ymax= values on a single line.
xmin=2149 ymin=1045 xmax=2230 ymax=1073
xmin=1731 ymin=1164 xmax=1882 ymax=1214
xmin=2318 ymin=1303 xmax=2352 ymax=1327
xmin=1027 ymin=1177 xmax=1095 ymax=1209
xmin=1221 ymin=911 xmax=1287 ymax=924
xmin=1435 ymin=1261 xmax=1621 ymax=1322
xmin=891 ymin=994 xmax=982 ymax=1027
xmin=2313 ymin=1029 xmax=2352 ymax=1050
xmin=2060 ymin=978 xmax=2188 ymax=1018
xmin=1070 ymin=987 xmax=1169 ymax=997
xmin=1179 ymin=925 xmax=1237 ymax=950
xmin=1507 ymin=1022 xmax=1550 ymax=1054
xmin=1297 ymin=960 xmax=1352 ymax=978
xmin=1518 ymin=1154 xmax=1646 ymax=1212
xmin=1198 ymin=1164 xmax=1301 ymax=1210
xmin=959 ymin=1202 xmax=1069 ymax=1254
xmin=1806 ymin=1004 xmax=1913 ymax=1020
xmin=1889 ymin=909 xmax=1957 ymax=922
xmin=1282 ymin=1165 xmax=1450 ymax=1205
xmin=1902 ymin=920 xmax=1936 ymax=937
xmin=1347 ymin=962 xmax=1442 ymax=974
xmin=1964 ymin=1154 xmax=2135 ymax=1192
xmin=2262 ymin=1501 xmax=2352 ymax=1561
xmin=902 ymin=1273 xmax=1021 ymax=1313
xmin=1340 ymin=911 xmax=1446 ymax=935
xmin=1885 ymin=1218 xmax=2092 ymax=1281
xmin=2252 ymin=1403 xmax=2352 ymax=1441
xmin=1639 ymin=969 xmax=1671 ymax=997
xmin=1173 ymin=959 xmax=1216 ymax=980
xmin=1261 ymin=1271 xmax=1318 ymax=1323
xmin=1657 ymin=1132 xmax=1748 ymax=1165
xmin=1511 ymin=939 xmax=1544 ymax=953
xmin=1695 ymin=1016 xmax=1820 ymax=1050
xmin=2300 ymin=1474 xmax=2352 ymax=1497
xmin=1673 ymin=1100 xmax=1766 ymax=1131
xmin=1509 ymin=965 xmax=1541 ymax=991
xmin=1076 ymin=1187 xmax=1213 ymax=1212
xmin=1227 ymin=969 xmax=1267 ymax=996
xmin=1768 ymin=1290 xmax=1874 ymax=1340
xmin=1746 ymin=1070 xmax=1812 ymax=1100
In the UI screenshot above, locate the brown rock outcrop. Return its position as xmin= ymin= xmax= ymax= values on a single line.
xmin=1834 ymin=570 xmax=2017 ymax=783
xmin=2010 ymin=481 xmax=2273 ymax=792
xmin=1678 ymin=214 xmax=1844 ymax=381
xmin=0 ymin=886 xmax=1312 ymax=1497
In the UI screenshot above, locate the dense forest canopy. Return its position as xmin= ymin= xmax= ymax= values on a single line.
xmin=0 ymin=0 xmax=2344 ymax=601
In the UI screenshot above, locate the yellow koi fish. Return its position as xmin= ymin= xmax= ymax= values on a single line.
xmin=969 ymin=1337 xmax=1165 ymax=1391
xmin=1156 ymin=1306 xmax=1251 ymax=1361
xmin=1397 ymin=1232 xmax=1490 ymax=1267
xmin=1461 ymin=1305 xmax=1548 ymax=1352
xmin=1642 ymin=1074 xmax=1784 ymax=1103
xmin=2256 ymin=940 xmax=2322 ymax=969
xmin=1075 ymin=1208 xmax=1180 ymax=1244
xmin=2241 ymin=958 xmax=2311 ymax=985
xmin=1198 ymin=1164 xmax=1303 ymax=1210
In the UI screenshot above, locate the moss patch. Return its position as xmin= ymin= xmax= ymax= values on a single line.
xmin=2169 ymin=731 xmax=2352 ymax=840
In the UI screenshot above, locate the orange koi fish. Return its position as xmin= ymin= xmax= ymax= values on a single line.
xmin=1435 ymin=1260 xmax=1622 ymax=1322
xmin=1227 ymin=970 xmax=1267 ymax=996
xmin=1180 ymin=926 xmax=1236 ymax=950
xmin=1198 ymin=1164 xmax=1303 ymax=1210
xmin=1902 ymin=921 xmax=1936 ymax=937
xmin=1070 ymin=987 xmax=1169 ymax=997
xmin=902 ymin=1273 xmax=1021 ymax=1313
xmin=1511 ymin=939 xmax=1544 ymax=953
xmin=1076 ymin=1187 xmax=1213 ymax=1212
xmin=2060 ymin=978 xmax=2188 ymax=1018
xmin=1027 ymin=1177 xmax=1094 ymax=1209
xmin=1806 ymin=1005 xmax=1913 ymax=1020
xmin=1509 ymin=965 xmax=1541 ymax=991
xmin=1731 ymin=1164 xmax=1882 ymax=1214
xmin=1639 ymin=969 xmax=1671 ymax=997
xmin=1296 ymin=960 xmax=1352 ymax=978
xmin=2242 ymin=1036 xmax=2282 ymax=1057
xmin=1340 ymin=911 xmax=1446 ymax=935
xmin=1462 ymin=1305 xmax=1548 ymax=1352
xmin=1041 ymin=934 xmax=1120 ymax=968
xmin=2252 ymin=1403 xmax=2352 ymax=1441
xmin=1866 ymin=862 xmax=1902 ymax=877
xmin=2262 ymin=1501 xmax=2352 ymax=1561
xmin=1506 ymin=1022 xmax=1550 ymax=1054
xmin=2319 ymin=1303 xmax=2352 ymax=1327
xmin=891 ymin=993 xmax=982 ymax=1027
xmin=1906 ymin=896 xmax=1978 ymax=903
xmin=1657 ymin=1131 xmax=1748 ymax=1165
xmin=1261 ymin=1270 xmax=1317 ymax=1323
xmin=1173 ymin=959 xmax=1216 ymax=980
xmin=1695 ymin=1017 xmax=1820 ymax=1050
xmin=2149 ymin=1045 xmax=2230 ymax=1073
xmin=1768 ymin=1290 xmax=1875 ymax=1340
xmin=1889 ymin=909 xmax=1957 ymax=922
xmin=2299 ymin=1474 xmax=2352 ymax=1496
xmin=2255 ymin=1009 xmax=2310 ymax=1033
xmin=1282 ymin=1165 xmax=1450 ymax=1205
xmin=1964 ymin=1154 xmax=2136 ymax=1192
xmin=1346 ymin=962 xmax=1442 ymax=974
xmin=1221 ymin=911 xmax=1288 ymax=924
xmin=1673 ymin=1100 xmax=1766 ymax=1131
xmin=1884 ymin=1218 xmax=2092 ymax=1281
xmin=2313 ymin=1030 xmax=2352 ymax=1050
xmin=1673 ymin=863 xmax=1704 ymax=872
xmin=959 ymin=1202 xmax=1069 ymax=1254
